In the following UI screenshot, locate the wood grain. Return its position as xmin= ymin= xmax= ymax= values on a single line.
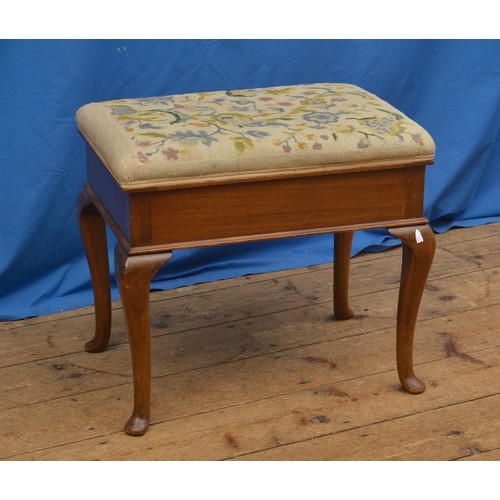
xmin=76 ymin=189 xmax=112 ymax=353
xmin=130 ymin=167 xmax=425 ymax=248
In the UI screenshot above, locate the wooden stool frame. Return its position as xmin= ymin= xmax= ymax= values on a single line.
xmin=76 ymin=144 xmax=435 ymax=436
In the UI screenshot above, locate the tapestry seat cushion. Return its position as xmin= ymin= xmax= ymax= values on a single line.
xmin=76 ymin=83 xmax=435 ymax=191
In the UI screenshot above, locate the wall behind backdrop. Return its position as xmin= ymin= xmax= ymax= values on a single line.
xmin=1 ymin=39 xmax=500 ymax=320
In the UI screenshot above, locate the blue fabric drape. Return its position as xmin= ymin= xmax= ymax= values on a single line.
xmin=1 ymin=39 xmax=499 ymax=320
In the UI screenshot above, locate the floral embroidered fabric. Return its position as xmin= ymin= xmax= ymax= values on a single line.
xmin=76 ymin=83 xmax=435 ymax=190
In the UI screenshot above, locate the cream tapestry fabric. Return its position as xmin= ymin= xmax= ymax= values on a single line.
xmin=76 ymin=83 xmax=435 ymax=190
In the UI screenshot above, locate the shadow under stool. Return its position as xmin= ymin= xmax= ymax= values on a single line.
xmin=75 ymin=83 xmax=436 ymax=435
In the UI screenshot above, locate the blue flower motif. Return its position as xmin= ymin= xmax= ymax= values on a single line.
xmin=110 ymin=106 xmax=136 ymax=116
xmin=138 ymin=123 xmax=162 ymax=129
xmin=303 ymin=112 xmax=339 ymax=124
xmin=169 ymin=130 xmax=218 ymax=147
xmin=247 ymin=130 xmax=271 ymax=138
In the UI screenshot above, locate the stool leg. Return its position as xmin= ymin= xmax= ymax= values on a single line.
xmin=114 ymin=243 xmax=172 ymax=436
xmin=388 ymin=224 xmax=435 ymax=394
xmin=76 ymin=190 xmax=112 ymax=353
xmin=333 ymin=231 xmax=354 ymax=320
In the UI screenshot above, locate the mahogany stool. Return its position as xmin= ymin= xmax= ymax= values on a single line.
xmin=75 ymin=83 xmax=436 ymax=435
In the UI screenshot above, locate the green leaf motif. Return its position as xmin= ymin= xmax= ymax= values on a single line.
xmin=378 ymin=108 xmax=403 ymax=120
xmin=231 ymin=136 xmax=254 ymax=155
xmin=137 ymin=131 xmax=170 ymax=138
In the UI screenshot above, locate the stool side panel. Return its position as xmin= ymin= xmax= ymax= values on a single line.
xmin=130 ymin=193 xmax=153 ymax=247
xmin=86 ymin=146 xmax=132 ymax=242
xmin=403 ymin=166 xmax=426 ymax=219
xmin=135 ymin=167 xmax=426 ymax=248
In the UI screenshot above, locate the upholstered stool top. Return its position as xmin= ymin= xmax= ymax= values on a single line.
xmin=76 ymin=83 xmax=435 ymax=191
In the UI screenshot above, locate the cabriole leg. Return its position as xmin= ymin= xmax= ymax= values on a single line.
xmin=388 ymin=224 xmax=435 ymax=394
xmin=334 ymin=231 xmax=355 ymax=320
xmin=114 ymin=243 xmax=172 ymax=436
xmin=76 ymin=189 xmax=112 ymax=353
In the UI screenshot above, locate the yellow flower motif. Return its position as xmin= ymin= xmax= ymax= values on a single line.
xmin=300 ymin=97 xmax=327 ymax=106
xmin=263 ymin=87 xmax=296 ymax=95
xmin=333 ymin=125 xmax=356 ymax=134
xmin=231 ymin=136 xmax=254 ymax=155
xmin=189 ymin=121 xmax=211 ymax=128
xmin=196 ymin=92 xmax=212 ymax=101
xmin=389 ymin=121 xmax=406 ymax=136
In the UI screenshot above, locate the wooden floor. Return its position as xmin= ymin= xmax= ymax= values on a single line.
xmin=1 ymin=223 xmax=499 ymax=461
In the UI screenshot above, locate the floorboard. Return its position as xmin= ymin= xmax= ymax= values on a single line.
xmin=1 ymin=223 xmax=499 ymax=460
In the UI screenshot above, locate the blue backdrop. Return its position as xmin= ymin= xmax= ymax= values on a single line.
xmin=1 ymin=39 xmax=500 ymax=320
